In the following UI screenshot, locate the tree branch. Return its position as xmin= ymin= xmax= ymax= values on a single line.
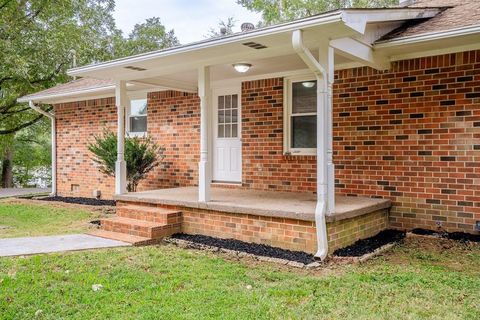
xmin=0 ymin=106 xmax=52 ymax=135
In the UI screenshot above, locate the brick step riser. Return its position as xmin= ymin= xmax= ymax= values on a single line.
xmin=117 ymin=208 xmax=182 ymax=225
xmin=101 ymin=220 xmax=182 ymax=239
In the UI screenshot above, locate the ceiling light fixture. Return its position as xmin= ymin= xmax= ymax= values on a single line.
xmin=302 ymin=81 xmax=316 ymax=88
xmin=233 ymin=63 xmax=252 ymax=73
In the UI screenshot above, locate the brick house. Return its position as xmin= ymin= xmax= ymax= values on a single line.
xmin=19 ymin=0 xmax=480 ymax=259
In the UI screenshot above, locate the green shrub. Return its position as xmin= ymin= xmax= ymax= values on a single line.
xmin=88 ymin=130 xmax=165 ymax=192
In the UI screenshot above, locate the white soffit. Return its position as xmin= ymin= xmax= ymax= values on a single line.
xmin=67 ymin=8 xmax=441 ymax=81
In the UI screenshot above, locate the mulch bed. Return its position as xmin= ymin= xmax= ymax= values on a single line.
xmin=333 ymin=229 xmax=406 ymax=257
xmin=171 ymin=233 xmax=316 ymax=265
xmin=411 ymin=228 xmax=480 ymax=243
xmin=38 ymin=196 xmax=115 ymax=207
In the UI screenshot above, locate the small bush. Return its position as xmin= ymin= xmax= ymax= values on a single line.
xmin=88 ymin=130 xmax=165 ymax=192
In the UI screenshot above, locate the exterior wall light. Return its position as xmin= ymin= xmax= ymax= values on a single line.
xmin=233 ymin=63 xmax=252 ymax=73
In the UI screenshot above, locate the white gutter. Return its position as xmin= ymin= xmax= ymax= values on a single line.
xmin=292 ymin=30 xmax=330 ymax=260
xmin=28 ymin=101 xmax=56 ymax=196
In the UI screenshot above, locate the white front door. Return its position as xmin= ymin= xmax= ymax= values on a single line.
xmin=213 ymin=88 xmax=242 ymax=183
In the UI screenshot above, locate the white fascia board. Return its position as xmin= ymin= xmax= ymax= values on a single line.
xmin=68 ymin=11 xmax=344 ymax=77
xmin=17 ymin=82 xmax=165 ymax=104
xmin=341 ymin=8 xmax=440 ymax=34
xmin=375 ymin=24 xmax=480 ymax=48
xmin=17 ymin=85 xmax=115 ymax=103
xmin=330 ymin=37 xmax=390 ymax=70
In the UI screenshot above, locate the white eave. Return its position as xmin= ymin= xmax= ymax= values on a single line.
xmin=67 ymin=7 xmax=440 ymax=80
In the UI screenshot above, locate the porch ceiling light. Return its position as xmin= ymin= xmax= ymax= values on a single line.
xmin=233 ymin=63 xmax=252 ymax=73
xmin=302 ymin=81 xmax=316 ymax=88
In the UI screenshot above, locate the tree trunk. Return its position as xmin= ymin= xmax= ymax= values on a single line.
xmin=1 ymin=148 xmax=13 ymax=188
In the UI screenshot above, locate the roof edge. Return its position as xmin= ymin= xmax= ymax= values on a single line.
xmin=375 ymin=24 xmax=480 ymax=47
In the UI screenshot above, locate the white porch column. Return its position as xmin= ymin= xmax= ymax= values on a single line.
xmin=319 ymin=46 xmax=335 ymax=214
xmin=198 ymin=66 xmax=211 ymax=202
xmin=115 ymin=80 xmax=127 ymax=195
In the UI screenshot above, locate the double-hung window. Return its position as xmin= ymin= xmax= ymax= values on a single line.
xmin=284 ymin=76 xmax=317 ymax=155
xmin=128 ymin=98 xmax=148 ymax=136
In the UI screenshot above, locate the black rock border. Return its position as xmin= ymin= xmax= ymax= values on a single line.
xmin=169 ymin=233 xmax=316 ymax=265
xmin=333 ymin=229 xmax=406 ymax=257
xmin=410 ymin=228 xmax=480 ymax=243
xmin=36 ymin=196 xmax=116 ymax=207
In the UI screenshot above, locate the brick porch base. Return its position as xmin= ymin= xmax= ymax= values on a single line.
xmin=92 ymin=199 xmax=389 ymax=254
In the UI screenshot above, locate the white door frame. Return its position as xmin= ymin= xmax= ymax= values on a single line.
xmin=210 ymin=84 xmax=242 ymax=183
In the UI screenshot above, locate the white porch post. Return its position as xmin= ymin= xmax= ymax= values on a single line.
xmin=198 ymin=66 xmax=211 ymax=202
xmin=321 ymin=46 xmax=335 ymax=214
xmin=115 ymin=80 xmax=127 ymax=195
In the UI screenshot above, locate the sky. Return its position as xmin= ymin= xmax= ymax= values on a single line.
xmin=113 ymin=0 xmax=262 ymax=44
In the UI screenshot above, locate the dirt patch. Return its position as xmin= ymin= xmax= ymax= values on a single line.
xmin=38 ymin=196 xmax=115 ymax=207
xmin=333 ymin=229 xmax=406 ymax=257
xmin=411 ymin=228 xmax=480 ymax=243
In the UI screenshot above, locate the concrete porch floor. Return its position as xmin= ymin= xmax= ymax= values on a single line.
xmin=115 ymin=187 xmax=391 ymax=223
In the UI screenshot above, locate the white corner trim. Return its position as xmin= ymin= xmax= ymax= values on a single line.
xmin=330 ymin=37 xmax=390 ymax=70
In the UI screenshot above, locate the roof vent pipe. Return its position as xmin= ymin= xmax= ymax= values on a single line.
xmin=240 ymin=22 xmax=255 ymax=32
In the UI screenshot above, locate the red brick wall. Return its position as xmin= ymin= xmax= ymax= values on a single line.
xmin=138 ymin=91 xmax=200 ymax=191
xmin=334 ymin=50 xmax=480 ymax=233
xmin=55 ymin=98 xmax=117 ymax=198
xmin=242 ymin=78 xmax=317 ymax=192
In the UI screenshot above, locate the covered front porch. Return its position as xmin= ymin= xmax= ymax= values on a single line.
xmin=110 ymin=187 xmax=391 ymax=254
xmin=116 ymin=186 xmax=391 ymax=223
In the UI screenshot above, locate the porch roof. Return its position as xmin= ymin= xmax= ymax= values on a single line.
xmin=18 ymin=2 xmax=480 ymax=105
xmin=114 ymin=187 xmax=391 ymax=223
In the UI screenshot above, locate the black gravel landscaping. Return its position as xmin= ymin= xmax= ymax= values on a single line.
xmin=411 ymin=228 xmax=480 ymax=243
xmin=39 ymin=196 xmax=116 ymax=206
xmin=333 ymin=229 xmax=406 ymax=257
xmin=171 ymin=233 xmax=316 ymax=264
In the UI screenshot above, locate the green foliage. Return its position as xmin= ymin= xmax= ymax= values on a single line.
xmin=12 ymin=118 xmax=51 ymax=187
xmin=238 ymin=0 xmax=400 ymax=25
xmin=118 ymin=17 xmax=180 ymax=57
xmin=88 ymin=131 xmax=165 ymax=192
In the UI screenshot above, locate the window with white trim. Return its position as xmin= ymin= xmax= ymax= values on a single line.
xmin=284 ymin=77 xmax=317 ymax=155
xmin=128 ymin=98 xmax=147 ymax=136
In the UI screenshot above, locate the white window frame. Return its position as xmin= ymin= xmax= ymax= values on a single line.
xmin=126 ymin=93 xmax=148 ymax=138
xmin=283 ymin=74 xmax=317 ymax=156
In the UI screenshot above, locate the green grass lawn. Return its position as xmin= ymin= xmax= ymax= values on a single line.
xmin=0 ymin=200 xmax=102 ymax=238
xmin=1 ymin=237 xmax=479 ymax=319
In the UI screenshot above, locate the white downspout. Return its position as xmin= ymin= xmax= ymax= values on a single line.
xmin=28 ymin=101 xmax=56 ymax=196
xmin=292 ymin=30 xmax=331 ymax=260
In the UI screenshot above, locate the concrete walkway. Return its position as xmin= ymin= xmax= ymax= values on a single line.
xmin=0 ymin=188 xmax=50 ymax=198
xmin=0 ymin=234 xmax=130 ymax=257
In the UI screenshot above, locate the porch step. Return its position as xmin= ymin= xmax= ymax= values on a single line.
xmin=100 ymin=216 xmax=181 ymax=239
xmin=117 ymin=204 xmax=182 ymax=224
xmin=87 ymin=230 xmax=157 ymax=246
